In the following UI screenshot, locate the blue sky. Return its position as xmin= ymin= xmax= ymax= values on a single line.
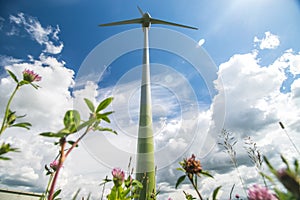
xmin=2 ymin=0 xmax=299 ymax=70
xmin=0 ymin=0 xmax=300 ymax=199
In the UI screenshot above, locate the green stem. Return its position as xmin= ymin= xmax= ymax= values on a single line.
xmin=188 ymin=175 xmax=203 ymax=200
xmin=42 ymin=173 xmax=54 ymax=199
xmin=260 ymin=171 xmax=268 ymax=189
xmin=0 ymin=84 xmax=20 ymax=135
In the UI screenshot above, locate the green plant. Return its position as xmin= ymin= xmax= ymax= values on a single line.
xmin=176 ymin=154 xmax=221 ymax=200
xmin=100 ymin=167 xmax=143 ymax=200
xmin=0 ymin=69 xmax=41 ymax=160
xmin=40 ymin=97 xmax=116 ymax=200
xmin=263 ymin=155 xmax=300 ymax=199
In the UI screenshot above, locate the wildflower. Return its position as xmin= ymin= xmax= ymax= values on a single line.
xmin=248 ymin=184 xmax=278 ymax=200
xmin=50 ymin=160 xmax=59 ymax=171
xmin=22 ymin=69 xmax=42 ymax=82
xmin=182 ymin=154 xmax=202 ymax=177
xmin=112 ymin=168 xmax=125 ymax=187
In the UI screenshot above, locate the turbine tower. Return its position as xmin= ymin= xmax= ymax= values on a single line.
xmin=100 ymin=7 xmax=197 ymax=200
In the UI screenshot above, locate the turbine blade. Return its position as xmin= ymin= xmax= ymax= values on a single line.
xmin=137 ymin=6 xmax=144 ymax=16
xmin=99 ymin=18 xmax=142 ymax=26
xmin=151 ymin=18 xmax=198 ymax=30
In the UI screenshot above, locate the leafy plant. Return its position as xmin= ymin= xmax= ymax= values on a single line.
xmin=263 ymin=155 xmax=300 ymax=199
xmin=40 ymin=97 xmax=116 ymax=200
xmin=176 ymin=154 xmax=220 ymax=200
xmin=100 ymin=167 xmax=143 ymax=200
xmin=0 ymin=69 xmax=41 ymax=160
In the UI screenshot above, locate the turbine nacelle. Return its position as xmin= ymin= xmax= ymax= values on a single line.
xmin=142 ymin=12 xmax=151 ymax=28
xmin=143 ymin=12 xmax=151 ymax=19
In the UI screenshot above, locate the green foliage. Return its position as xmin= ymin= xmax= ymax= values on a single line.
xmin=63 ymin=110 xmax=81 ymax=133
xmin=106 ymin=176 xmax=143 ymax=200
xmin=53 ymin=189 xmax=62 ymax=200
xmin=175 ymin=175 xmax=186 ymax=189
xmin=6 ymin=69 xmax=19 ymax=83
xmin=212 ymin=186 xmax=222 ymax=200
xmin=101 ymin=165 xmax=142 ymax=200
xmin=5 ymin=109 xmax=32 ymax=130
xmin=84 ymin=98 xmax=95 ymax=112
xmin=40 ymin=132 xmax=68 ymax=138
xmin=96 ymin=97 xmax=113 ymax=113
xmin=40 ymin=97 xmax=116 ymax=200
xmin=0 ymin=69 xmax=40 ymax=160
xmin=0 ymin=142 xmax=19 ymax=160
xmin=176 ymin=154 xmax=215 ymax=200
xmin=40 ymin=97 xmax=116 ymax=139
xmin=263 ymin=155 xmax=300 ymax=199
xmin=183 ymin=191 xmax=196 ymax=200
xmin=200 ymin=170 xmax=214 ymax=179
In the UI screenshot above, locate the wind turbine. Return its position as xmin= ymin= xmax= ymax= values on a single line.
xmin=100 ymin=7 xmax=197 ymax=200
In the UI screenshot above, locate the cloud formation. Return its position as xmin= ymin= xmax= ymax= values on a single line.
xmin=9 ymin=13 xmax=63 ymax=54
xmin=254 ymin=31 xmax=280 ymax=50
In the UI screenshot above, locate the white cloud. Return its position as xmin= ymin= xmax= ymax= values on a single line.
xmin=270 ymin=49 xmax=300 ymax=76
xmin=199 ymin=46 xmax=300 ymax=198
xmin=0 ymin=55 xmax=23 ymax=67
xmin=9 ymin=13 xmax=63 ymax=54
xmin=291 ymin=78 xmax=300 ymax=99
xmin=213 ymin=51 xmax=285 ymax=134
xmin=52 ymin=25 xmax=61 ymax=41
xmin=254 ymin=31 xmax=280 ymax=50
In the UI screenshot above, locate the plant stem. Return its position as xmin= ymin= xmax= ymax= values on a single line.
xmin=100 ymin=176 xmax=108 ymax=200
xmin=262 ymin=174 xmax=268 ymax=189
xmin=229 ymin=184 xmax=235 ymax=200
xmin=48 ymin=138 xmax=66 ymax=200
xmin=65 ymin=126 xmax=91 ymax=158
xmin=48 ymin=126 xmax=92 ymax=200
xmin=232 ymin=159 xmax=247 ymax=197
xmin=188 ymin=175 xmax=203 ymax=200
xmin=0 ymin=84 xmax=20 ymax=135
xmin=42 ymin=173 xmax=54 ymax=199
xmin=280 ymin=124 xmax=300 ymax=156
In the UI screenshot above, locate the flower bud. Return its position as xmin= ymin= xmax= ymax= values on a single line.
xmin=112 ymin=168 xmax=125 ymax=187
xmin=183 ymin=154 xmax=202 ymax=176
xmin=50 ymin=160 xmax=59 ymax=171
xmin=22 ymin=69 xmax=42 ymax=82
